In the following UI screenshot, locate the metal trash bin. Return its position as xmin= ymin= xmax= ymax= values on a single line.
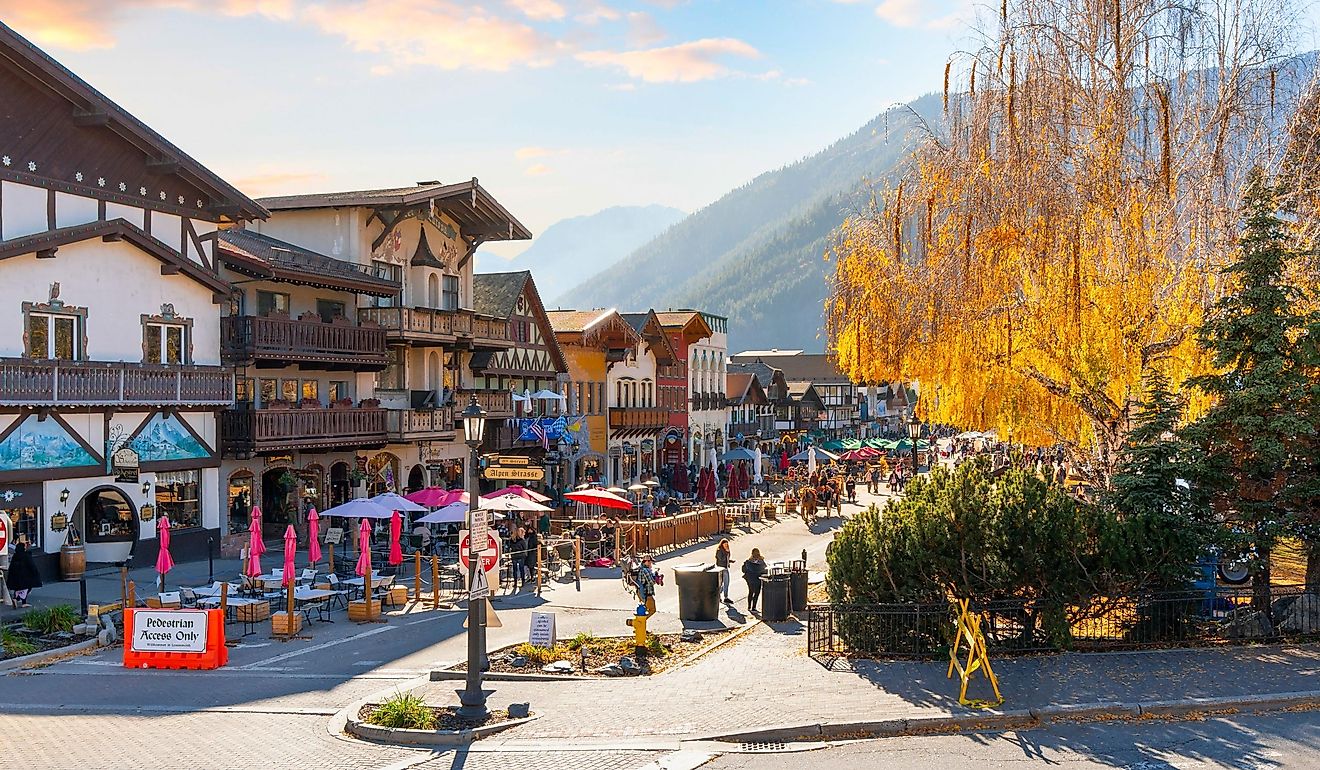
xmin=673 ymin=564 xmax=721 ymax=621
xmin=760 ymin=573 xmax=792 ymax=622
xmin=789 ymin=569 xmax=809 ymax=613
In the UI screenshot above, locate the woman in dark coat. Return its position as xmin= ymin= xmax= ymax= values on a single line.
xmin=8 ymin=541 xmax=42 ymax=607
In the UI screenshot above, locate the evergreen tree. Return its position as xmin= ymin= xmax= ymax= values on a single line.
xmin=1184 ymin=172 xmax=1313 ymax=616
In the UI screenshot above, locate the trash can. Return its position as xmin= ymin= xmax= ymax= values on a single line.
xmin=760 ymin=573 xmax=792 ymax=622
xmin=789 ymin=570 xmax=809 ymax=613
xmin=673 ymin=564 xmax=721 ymax=621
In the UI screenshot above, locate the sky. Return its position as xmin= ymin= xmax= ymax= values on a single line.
xmin=7 ymin=0 xmax=1315 ymax=261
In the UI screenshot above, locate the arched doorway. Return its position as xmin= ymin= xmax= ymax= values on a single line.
xmin=299 ymin=464 xmax=326 ymax=512
xmin=77 ymin=486 xmax=138 ymax=564
xmin=227 ymin=470 xmax=254 ymax=534
xmin=367 ymin=452 xmax=399 ymax=496
xmin=330 ymin=461 xmax=351 ymax=506
xmin=406 ymin=464 xmax=425 ymax=492
xmin=427 ymin=351 xmax=441 ymax=392
xmin=261 ymin=466 xmax=297 ymax=539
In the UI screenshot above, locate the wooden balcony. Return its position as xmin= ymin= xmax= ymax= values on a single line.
xmin=357 ymin=306 xmax=511 ymax=350
xmin=222 ymin=315 xmax=388 ymax=371
xmin=0 ymin=357 xmax=232 ymax=406
xmin=609 ymin=407 xmax=670 ymax=432
xmin=221 ymin=406 xmax=387 ymax=456
xmin=386 ymin=407 xmax=455 ymax=442
xmin=466 ymin=390 xmax=514 ymax=418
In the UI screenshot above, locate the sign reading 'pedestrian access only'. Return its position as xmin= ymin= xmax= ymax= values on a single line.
xmin=131 ymin=609 xmax=209 ymax=652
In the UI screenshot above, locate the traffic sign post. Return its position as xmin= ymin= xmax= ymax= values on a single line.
xmin=470 ymin=509 xmax=488 ymax=548
xmin=458 ymin=530 xmax=501 ymax=574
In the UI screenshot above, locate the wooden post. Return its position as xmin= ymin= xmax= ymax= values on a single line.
xmin=536 ymin=542 xmax=543 ymax=596
xmin=574 ymin=536 xmax=582 ymax=585
xmin=431 ymin=555 xmax=440 ymax=609
xmin=126 ymin=580 xmax=136 ymax=609
xmin=614 ymin=527 xmax=621 ymax=565
xmin=219 ymin=581 xmax=229 ymax=616
xmin=120 ymin=565 xmax=128 ymax=610
xmin=413 ymin=550 xmax=422 ymax=602
xmin=285 ymin=581 xmax=295 ymax=637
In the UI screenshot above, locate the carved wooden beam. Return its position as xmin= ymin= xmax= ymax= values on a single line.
xmin=146 ymin=157 xmax=181 ymax=175
xmin=456 ymin=235 xmax=486 ymax=271
xmin=36 ymin=248 xmax=57 ymax=259
xmin=72 ymin=108 xmax=110 ymax=126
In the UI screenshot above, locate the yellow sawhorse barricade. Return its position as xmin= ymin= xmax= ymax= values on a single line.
xmin=946 ymin=598 xmax=1004 ymax=709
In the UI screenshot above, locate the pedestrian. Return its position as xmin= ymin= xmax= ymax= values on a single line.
xmin=845 ymin=475 xmax=857 ymax=504
xmin=868 ymin=465 xmax=879 ymax=494
xmin=742 ymin=547 xmax=766 ymax=613
xmin=523 ymin=526 xmax=539 ymax=588
xmin=509 ymin=527 xmax=527 ymax=590
xmin=642 ymin=494 xmax=655 ymax=520
xmin=715 ymin=538 xmax=733 ymax=603
xmin=8 ymin=540 xmax=41 ymax=607
xmin=538 ymin=509 xmax=551 ymax=538
xmin=636 ymin=554 xmax=658 ymax=617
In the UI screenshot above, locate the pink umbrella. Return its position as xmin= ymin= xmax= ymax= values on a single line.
xmin=155 ymin=516 xmax=174 ymax=590
xmin=282 ymin=525 xmax=297 ymax=587
xmin=481 ymin=485 xmax=551 ymax=503
xmin=355 ymin=518 xmax=372 ymax=577
xmin=442 ymin=490 xmax=470 ymax=506
xmin=307 ymin=507 xmax=322 ymax=565
xmin=405 ymin=487 xmax=451 ymax=507
xmin=249 ymin=505 xmax=266 ymax=557
xmin=387 ymin=510 xmax=403 ymax=566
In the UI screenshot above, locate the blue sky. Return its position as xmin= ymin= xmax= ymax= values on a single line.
xmin=5 ymin=1 xmax=1317 ymax=260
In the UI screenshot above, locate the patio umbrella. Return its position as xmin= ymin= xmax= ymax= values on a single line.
xmin=671 ymin=463 xmax=689 ymax=494
xmin=282 ymin=525 xmax=297 ymax=586
xmin=738 ymin=463 xmax=751 ymax=494
xmin=839 ymin=449 xmax=867 ymax=461
xmin=481 ymin=485 xmax=550 ymax=503
xmin=155 ymin=516 xmax=174 ymax=592
xmin=249 ymin=505 xmax=266 ymax=557
xmin=808 ymin=448 xmax=817 ymax=476
xmin=531 ymin=389 xmax=565 ymax=400
xmin=753 ymin=445 xmax=763 ymax=483
xmin=388 ymin=511 xmax=403 ymax=567
xmin=245 ymin=514 xmax=263 ymax=578
xmin=321 ymin=497 xmax=394 ymax=519
xmin=565 ymin=488 xmax=633 ymax=510
xmin=307 ymin=507 xmax=322 ymax=565
xmin=405 ymin=487 xmax=452 ymax=507
xmin=355 ymin=518 xmax=372 ymax=577
xmin=370 ymin=491 xmax=428 ymax=513
xmin=479 ymin=493 xmax=551 ymax=512
xmin=708 ymin=446 xmax=718 ymax=471
xmin=791 ymin=446 xmax=840 ymax=462
xmin=721 ymin=447 xmax=756 ymax=462
xmin=779 ymin=450 xmax=790 ymax=472
xmin=416 ymin=501 xmax=468 ymax=524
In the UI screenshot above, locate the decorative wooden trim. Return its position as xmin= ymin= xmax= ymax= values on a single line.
xmin=22 ymin=296 xmax=90 ymax=360
xmin=97 ymin=198 xmax=107 ymax=220
xmin=184 ymin=218 xmax=210 ymax=270
xmin=140 ymin=307 xmax=195 ymax=365
xmin=46 ymin=188 xmax=56 ymax=230
xmin=0 ymin=167 xmax=216 ymax=221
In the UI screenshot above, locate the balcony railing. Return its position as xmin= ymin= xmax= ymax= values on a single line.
xmin=0 ymin=357 xmax=232 ymax=406
xmin=358 ymin=306 xmax=511 ymax=349
xmin=465 ymin=390 xmax=514 ymax=417
xmin=223 ymin=315 xmax=388 ymax=370
xmin=609 ymin=407 xmax=670 ymax=431
xmin=386 ymin=407 xmax=455 ymax=442
xmin=690 ymin=392 xmax=728 ymax=411
xmin=221 ymin=406 xmax=387 ymax=455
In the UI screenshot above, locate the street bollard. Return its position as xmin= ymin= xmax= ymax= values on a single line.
xmin=413 ymin=551 xmax=422 ymax=602
xmin=431 ymin=555 xmax=440 ymax=609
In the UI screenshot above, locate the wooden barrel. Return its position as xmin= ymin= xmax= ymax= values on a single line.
xmin=60 ymin=543 xmax=86 ymax=581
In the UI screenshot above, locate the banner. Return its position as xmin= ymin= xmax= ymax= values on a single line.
xmin=518 ymin=415 xmax=584 ymax=443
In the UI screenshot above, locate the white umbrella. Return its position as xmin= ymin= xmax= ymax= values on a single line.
xmin=415 ymin=502 xmax=468 ymax=524
xmin=707 ymin=446 xmax=718 ymax=471
xmin=627 ymin=483 xmax=649 ymax=492
xmin=808 ymin=447 xmax=817 ymax=476
xmin=479 ymin=493 xmax=552 ymax=512
xmin=369 ymin=491 xmax=428 ymax=512
xmin=753 ymin=445 xmax=763 ymax=484
xmin=320 ymin=497 xmax=394 ymax=520
xmin=531 ymin=389 xmax=565 ymax=400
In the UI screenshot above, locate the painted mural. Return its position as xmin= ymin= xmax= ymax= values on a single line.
xmin=129 ymin=413 xmax=210 ymax=462
xmin=0 ymin=415 xmax=99 ymax=472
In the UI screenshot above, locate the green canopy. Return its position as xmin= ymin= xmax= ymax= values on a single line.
xmin=891 ymin=439 xmax=933 ymax=451
xmin=842 ymin=438 xmax=862 ymax=449
xmin=821 ymin=440 xmax=846 ymax=451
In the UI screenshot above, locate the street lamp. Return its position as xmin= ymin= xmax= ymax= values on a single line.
xmin=907 ymin=415 xmax=921 ymax=476
xmin=458 ymin=395 xmax=489 ymax=719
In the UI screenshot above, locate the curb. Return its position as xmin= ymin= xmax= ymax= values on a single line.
xmin=674 ymin=620 xmax=762 ymax=669
xmin=346 ymin=711 xmax=540 ymax=747
xmin=0 ymin=637 xmax=100 ymax=672
xmin=430 ymin=670 xmax=595 ymax=682
xmin=700 ymin=690 xmax=1320 ymax=743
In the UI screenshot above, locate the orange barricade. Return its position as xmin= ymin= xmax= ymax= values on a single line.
xmin=123 ymin=608 xmax=228 ymax=670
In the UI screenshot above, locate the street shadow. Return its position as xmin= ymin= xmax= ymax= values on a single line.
xmin=764 ymin=617 xmax=805 ymax=635
xmin=724 ymin=604 xmax=750 ymax=625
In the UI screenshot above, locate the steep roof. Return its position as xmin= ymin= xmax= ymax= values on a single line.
xmin=654 ymin=310 xmax=713 ymax=342
xmin=0 ymin=22 xmax=266 ymax=222
xmin=257 ymin=179 xmax=531 ymax=242
xmin=473 ymin=271 xmax=529 ymax=318
xmin=547 ymin=309 xmax=613 ymax=334
xmin=619 ymin=310 xmax=677 ymax=365
xmin=726 ymin=372 xmax=767 ymax=406
xmin=734 ymin=353 xmax=850 ymax=383
xmin=217 ymin=228 xmax=400 ymax=297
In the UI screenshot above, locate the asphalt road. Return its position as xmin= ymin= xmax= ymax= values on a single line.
xmin=702 ymin=711 xmax=1320 ymax=769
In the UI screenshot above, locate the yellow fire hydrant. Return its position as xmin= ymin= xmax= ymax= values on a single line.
xmin=632 ymin=602 xmax=648 ymax=652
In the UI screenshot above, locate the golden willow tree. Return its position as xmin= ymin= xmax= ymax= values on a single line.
xmin=828 ymin=0 xmax=1302 ymax=481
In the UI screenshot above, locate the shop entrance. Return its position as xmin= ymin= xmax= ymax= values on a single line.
xmin=406 ymin=464 xmax=425 ymax=492
xmin=330 ymin=462 xmax=351 ymax=506
xmin=77 ymin=486 xmax=138 ymax=563
xmin=260 ymin=467 xmax=296 ymax=539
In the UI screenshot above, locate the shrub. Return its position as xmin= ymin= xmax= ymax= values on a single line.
xmin=511 ymin=642 xmax=571 ymax=665
xmin=367 ymin=692 xmax=436 ymax=730
xmin=23 ymin=605 xmax=79 ymax=635
xmin=2 ymin=628 xmax=37 ymax=656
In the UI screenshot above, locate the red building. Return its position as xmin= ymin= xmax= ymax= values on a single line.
xmin=654 ymin=312 xmax=713 ymax=467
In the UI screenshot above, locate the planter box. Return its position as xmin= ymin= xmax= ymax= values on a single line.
xmin=236 ymin=601 xmax=270 ymax=622
xmin=386 ymin=586 xmax=408 ymax=606
xmin=348 ymin=600 xmax=381 ymax=622
xmin=271 ymin=611 xmax=303 ymax=636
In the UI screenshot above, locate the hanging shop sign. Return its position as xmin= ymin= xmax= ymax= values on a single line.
xmin=113 ymin=448 xmax=140 ymax=484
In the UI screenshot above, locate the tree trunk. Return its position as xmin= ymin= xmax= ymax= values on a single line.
xmin=1252 ymin=541 xmax=1273 ymax=622
xmin=1306 ymin=540 xmax=1320 ymax=593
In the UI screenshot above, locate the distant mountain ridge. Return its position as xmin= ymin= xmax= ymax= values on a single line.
xmin=479 ymin=204 xmax=685 ymax=302
xmin=557 ymin=94 xmax=943 ymax=352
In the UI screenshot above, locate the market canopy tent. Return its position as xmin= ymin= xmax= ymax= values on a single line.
xmin=789 ymin=446 xmax=839 ymax=462
xmin=479 ymin=493 xmax=551 ymax=513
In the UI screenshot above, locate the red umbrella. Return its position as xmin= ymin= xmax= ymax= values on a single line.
xmin=482 ymin=485 xmax=551 ymax=503
xmin=388 ymin=510 xmax=403 ymax=566
xmin=565 ymin=488 xmax=633 ymax=510
xmin=839 ymin=449 xmax=867 ymax=461
xmin=355 ymin=518 xmax=372 ymax=577
xmin=249 ymin=505 xmax=266 ymax=556
xmin=282 ymin=525 xmax=297 ymax=587
xmin=307 ymin=507 xmax=322 ymax=565
xmin=405 ymin=487 xmax=451 ymax=507
xmin=738 ymin=463 xmax=751 ymax=494
xmin=779 ymin=451 xmax=790 ymax=472
xmin=671 ymin=463 xmax=690 ymax=494
xmin=442 ymin=490 xmax=470 ymax=506
xmin=155 ymin=516 xmax=174 ymax=591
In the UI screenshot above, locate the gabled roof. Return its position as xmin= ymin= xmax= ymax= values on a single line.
xmin=728 ymin=360 xmax=787 ymax=397
xmin=0 ymin=22 xmax=266 ymax=222
xmin=619 ymin=310 xmax=677 ymax=365
xmin=654 ymin=310 xmax=712 ymax=343
xmin=548 ymin=309 xmax=641 ymax=351
xmin=474 ymin=271 xmax=568 ymax=373
xmin=216 ymin=229 xmax=400 ymax=297
xmin=787 ymin=380 xmax=826 ymax=409
xmin=732 ymin=353 xmax=850 ymax=383
xmin=726 ymin=373 xmax=768 ymax=406
xmin=0 ymin=218 xmax=229 ymax=295
xmin=257 ymin=179 xmax=531 ymax=242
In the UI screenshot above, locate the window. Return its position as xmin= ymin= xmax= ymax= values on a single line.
xmin=281 ymin=379 xmax=298 ymax=402
xmin=329 ymin=381 xmax=349 ymax=402
xmin=257 ymin=290 xmax=289 ymax=317
xmin=442 ymin=275 xmax=459 ymax=311
xmin=427 ymin=274 xmax=440 ymax=307
xmin=236 ymin=378 xmax=254 ymax=403
xmin=376 ymin=346 xmax=406 ymax=390
xmin=5 ymin=503 xmax=41 ymax=550
xmin=26 ymin=310 xmax=82 ymax=360
xmin=155 ymin=470 xmax=201 ymax=529
xmin=302 ymin=380 xmax=319 ymax=402
xmin=316 ymin=299 xmax=346 ymax=323
xmin=144 ymin=322 xmax=188 ymax=364
xmin=259 ymin=378 xmax=277 ymax=405
xmin=371 ymin=262 xmax=403 ymax=307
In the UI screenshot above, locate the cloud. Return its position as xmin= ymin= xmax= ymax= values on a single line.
xmin=607 ymin=82 xmax=637 ymax=91
xmin=0 ymin=0 xmax=293 ymax=50
xmin=874 ymin=0 xmax=920 ymax=27
xmin=871 ymin=0 xmax=973 ymax=30
xmin=524 ymin=163 xmax=552 ymax=176
xmin=576 ymin=37 xmax=760 ymax=83
xmin=515 ymin=146 xmax=555 ymax=159
xmin=231 ymin=170 xmax=329 ymax=196
xmin=507 ymin=0 xmax=566 ymax=21
xmin=626 ymin=11 xmax=666 ymax=47
xmin=576 ymin=2 xmax=621 ymax=24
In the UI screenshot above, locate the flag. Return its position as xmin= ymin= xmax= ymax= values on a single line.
xmin=530 ymin=419 xmax=549 ymax=449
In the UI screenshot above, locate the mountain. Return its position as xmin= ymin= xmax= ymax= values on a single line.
xmin=479 ymin=205 xmax=686 ymax=301
xmin=557 ymin=95 xmax=944 ymax=352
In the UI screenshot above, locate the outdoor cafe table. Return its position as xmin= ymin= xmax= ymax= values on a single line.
xmin=189 ymin=582 xmax=239 ymax=598
xmin=293 ymin=587 xmax=335 ymax=623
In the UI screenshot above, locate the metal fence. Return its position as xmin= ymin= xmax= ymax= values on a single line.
xmin=808 ymin=584 xmax=1320 ymax=666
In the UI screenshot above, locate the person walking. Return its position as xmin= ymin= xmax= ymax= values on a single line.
xmin=8 ymin=540 xmax=42 ymax=607
xmin=715 ymin=538 xmax=733 ymax=603
xmin=742 ymin=547 xmax=767 ymax=613
xmin=845 ymin=474 xmax=857 ymax=504
xmin=508 ymin=528 xmax=527 ymax=590
xmin=636 ymin=554 xmax=658 ymax=617
xmin=523 ymin=526 xmax=539 ymax=589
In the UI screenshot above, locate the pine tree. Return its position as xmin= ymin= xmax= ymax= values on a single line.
xmin=1185 ymin=172 xmax=1314 ymax=615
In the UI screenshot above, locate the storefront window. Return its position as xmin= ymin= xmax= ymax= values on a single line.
xmin=228 ymin=471 xmax=254 ymax=533
xmin=156 ymin=470 xmax=201 ymax=529
xmin=5 ymin=504 xmax=41 ymax=549
xmin=85 ymin=490 xmax=134 ymax=543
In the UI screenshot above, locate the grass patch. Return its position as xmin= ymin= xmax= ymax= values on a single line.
xmin=1 ymin=628 xmax=37 ymax=656
xmin=366 ymin=692 xmax=436 ymax=730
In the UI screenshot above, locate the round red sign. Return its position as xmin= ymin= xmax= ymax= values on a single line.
xmin=0 ymin=513 xmax=8 ymax=553
xmin=458 ymin=532 xmax=501 ymax=573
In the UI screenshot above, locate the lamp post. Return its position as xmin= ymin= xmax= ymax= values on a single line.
xmin=907 ymin=414 xmax=921 ymax=476
xmin=458 ymin=395 xmax=489 ymax=720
